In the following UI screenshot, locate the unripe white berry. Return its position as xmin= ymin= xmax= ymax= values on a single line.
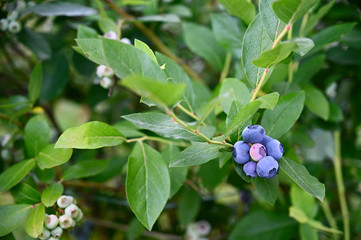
xmin=65 ymin=204 xmax=80 ymax=219
xmin=44 ymin=214 xmax=59 ymax=230
xmin=50 ymin=226 xmax=63 ymax=238
xmin=103 ymin=31 xmax=117 ymax=40
xmin=57 ymin=195 xmax=73 ymax=208
xmin=48 ymin=237 xmax=57 ymax=240
xmin=8 ymin=21 xmax=21 ymax=33
xmin=75 ymin=208 xmax=83 ymax=222
xmin=100 ymin=77 xmax=112 ymax=89
xmin=196 ymin=220 xmax=211 ymax=236
xmin=7 ymin=11 xmax=19 ymax=21
xmin=96 ymin=65 xmax=113 ymax=78
xmin=16 ymin=0 xmax=27 ymax=12
xmin=0 ymin=19 xmax=8 ymax=31
xmin=39 ymin=228 xmax=50 ymax=240
xmin=120 ymin=38 xmax=131 ymax=45
xmin=59 ymin=214 xmax=74 ymax=229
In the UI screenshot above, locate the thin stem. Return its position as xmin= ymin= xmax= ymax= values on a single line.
xmin=219 ymin=52 xmax=232 ymax=83
xmin=272 ymin=24 xmax=290 ymax=48
xmin=126 ymin=136 xmax=188 ymax=147
xmin=0 ymin=112 xmax=23 ymax=128
xmin=95 ymin=0 xmax=107 ymax=18
xmin=321 ymin=197 xmax=339 ymax=240
xmin=299 ymin=12 xmax=309 ymax=37
xmin=177 ymin=104 xmax=199 ymax=121
xmin=334 ymin=131 xmax=350 ymax=240
xmin=286 ymin=24 xmax=294 ymax=93
xmin=102 ymin=0 xmax=204 ymax=84
xmin=185 ymin=179 xmax=207 ymax=197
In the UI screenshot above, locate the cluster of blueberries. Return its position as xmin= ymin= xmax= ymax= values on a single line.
xmin=232 ymin=125 xmax=284 ymax=179
xmin=39 ymin=195 xmax=83 ymax=240
xmin=0 ymin=1 xmax=33 ymax=33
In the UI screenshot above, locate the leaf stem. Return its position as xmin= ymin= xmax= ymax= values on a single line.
xmin=219 ymin=52 xmax=232 ymax=83
xmin=321 ymin=197 xmax=339 ymax=240
xmin=126 ymin=136 xmax=188 ymax=147
xmin=0 ymin=112 xmax=23 ymax=128
xmin=272 ymin=24 xmax=290 ymax=48
xmin=176 ymin=104 xmax=199 ymax=121
xmin=334 ymin=131 xmax=350 ymax=240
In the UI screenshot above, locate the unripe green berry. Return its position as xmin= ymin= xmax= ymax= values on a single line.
xmin=8 ymin=21 xmax=21 ymax=33
xmin=57 ymin=195 xmax=73 ymax=208
xmin=59 ymin=214 xmax=74 ymax=229
xmin=51 ymin=226 xmax=63 ymax=239
xmin=39 ymin=228 xmax=50 ymax=240
xmin=44 ymin=214 xmax=59 ymax=230
xmin=65 ymin=204 xmax=80 ymax=219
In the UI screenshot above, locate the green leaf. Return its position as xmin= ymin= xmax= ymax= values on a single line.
xmin=219 ymin=78 xmax=250 ymax=114
xmin=272 ymin=0 xmax=317 ymax=24
xmin=177 ymin=188 xmax=201 ymax=227
xmin=294 ymin=38 xmax=314 ymax=56
xmin=101 ymin=38 xmax=167 ymax=81
xmin=89 ymin=156 xmax=127 ymax=182
xmin=183 ymin=22 xmax=226 ymax=71
xmin=24 ymin=116 xmax=50 ymax=158
xmin=98 ymin=17 xmax=117 ymax=34
xmin=291 ymin=184 xmax=315 ymax=217
xmin=28 ymin=62 xmax=42 ymax=104
xmin=234 ymin=162 xmax=251 ymax=183
xmin=300 ymin=224 xmax=319 ymax=240
xmin=302 ymin=84 xmax=329 ymax=120
xmin=199 ymin=159 xmax=229 ymax=191
xmin=41 ymin=183 xmax=64 ymax=207
xmin=37 ymin=144 xmax=73 ymax=169
xmin=161 ymin=145 xmax=188 ymax=198
xmin=27 ymin=1 xmax=97 ymax=16
xmin=126 ymin=142 xmax=170 ymax=230
xmin=261 ymin=91 xmax=305 ymax=139
xmin=76 ymin=39 xmax=106 ymax=65
xmin=0 ymin=204 xmax=32 ymax=237
xmin=218 ymin=0 xmax=256 ymax=25
xmin=224 ymin=100 xmax=262 ymax=138
xmin=257 ymin=92 xmax=279 ymax=109
xmin=252 ymin=177 xmax=279 ymax=206
xmin=260 ymin=0 xmax=287 ymax=41
xmin=311 ymin=22 xmax=356 ymax=53
xmin=25 ymin=204 xmax=44 ymax=238
xmin=19 ymin=28 xmax=51 ymax=60
xmin=55 ymin=121 xmax=125 ymax=149
xmin=10 ymin=183 xmax=41 ymax=204
xmin=121 ymin=75 xmax=186 ymax=107
xmin=252 ymin=41 xmax=297 ymax=68
xmin=127 ymin=218 xmax=145 ymax=240
xmin=0 ymin=233 xmax=15 ymax=240
xmin=134 ymin=39 xmax=158 ymax=63
xmin=294 ymin=54 xmax=325 ymax=84
xmin=289 ymin=206 xmax=308 ymax=223
xmin=170 ymin=142 xmax=223 ymax=167
xmin=122 ymin=112 xmax=202 ymax=141
xmin=0 ymin=159 xmax=35 ymax=193
xmin=279 ymin=157 xmax=325 ymax=201
xmin=62 ymin=160 xmax=109 ymax=181
xmin=242 ymin=14 xmax=273 ymax=88
xmin=229 ymin=210 xmax=297 ymax=240
xmin=303 ymin=0 xmax=336 ymax=36
xmin=137 ymin=14 xmax=180 ymax=23
xmin=77 ymin=25 xmax=98 ymax=38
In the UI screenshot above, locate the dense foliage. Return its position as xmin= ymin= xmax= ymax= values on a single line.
xmin=1 ymin=0 xmax=361 ymax=239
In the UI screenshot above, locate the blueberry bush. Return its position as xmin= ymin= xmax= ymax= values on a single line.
xmin=0 ymin=0 xmax=360 ymax=239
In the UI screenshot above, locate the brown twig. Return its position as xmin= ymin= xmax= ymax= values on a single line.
xmin=0 ymin=112 xmax=23 ymax=128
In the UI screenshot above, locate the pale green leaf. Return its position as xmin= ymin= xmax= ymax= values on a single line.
xmin=272 ymin=0 xmax=317 ymax=24
xmin=41 ymin=183 xmax=64 ymax=207
xmin=24 ymin=116 xmax=50 ymax=158
xmin=25 ymin=204 xmax=45 ymax=238
xmin=134 ymin=39 xmax=158 ymax=63
xmin=260 ymin=0 xmax=287 ymax=41
xmin=0 ymin=159 xmax=35 ymax=193
xmin=257 ymin=92 xmax=279 ymax=109
xmin=0 ymin=204 xmax=32 ymax=237
xmin=218 ymin=0 xmax=256 ymax=25
xmin=252 ymin=177 xmax=279 ymax=206
xmin=37 ymin=143 xmax=73 ymax=169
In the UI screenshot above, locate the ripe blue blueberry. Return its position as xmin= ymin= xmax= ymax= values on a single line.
xmin=249 ymin=143 xmax=267 ymax=161
xmin=242 ymin=125 xmax=265 ymax=143
xmin=243 ymin=161 xmax=258 ymax=177
xmin=266 ymin=139 xmax=284 ymax=160
xmin=261 ymin=135 xmax=273 ymax=147
xmin=256 ymin=156 xmax=279 ymax=179
xmin=232 ymin=141 xmax=250 ymax=164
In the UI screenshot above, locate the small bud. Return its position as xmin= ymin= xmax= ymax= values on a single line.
xmin=44 ymin=214 xmax=59 ymax=230
xmin=50 ymin=226 xmax=63 ymax=238
xmin=39 ymin=228 xmax=50 ymax=240
xmin=100 ymin=77 xmax=112 ymax=89
xmin=0 ymin=19 xmax=9 ymax=31
xmin=57 ymin=195 xmax=73 ymax=208
xmin=8 ymin=21 xmax=21 ymax=33
xmin=59 ymin=214 xmax=75 ymax=229
xmin=103 ymin=31 xmax=117 ymax=40
xmin=120 ymin=38 xmax=131 ymax=45
xmin=7 ymin=11 xmax=19 ymax=21
xmin=160 ymin=64 xmax=166 ymax=70
xmin=65 ymin=204 xmax=80 ymax=219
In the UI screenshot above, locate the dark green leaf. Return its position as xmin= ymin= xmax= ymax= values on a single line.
xmin=62 ymin=160 xmax=109 ymax=181
xmin=28 ymin=63 xmax=42 ymax=103
xmin=291 ymin=184 xmax=315 ymax=218
xmin=302 ymin=84 xmax=329 ymax=120
xmin=127 ymin=218 xmax=145 ymax=240
xmin=41 ymin=183 xmax=64 ymax=207
xmin=0 ymin=159 xmax=35 ymax=193
xmin=199 ymin=159 xmax=229 ymax=191
xmin=37 ymin=143 xmax=73 ymax=169
xmin=294 ymin=54 xmax=325 ymax=84
xmin=229 ymin=210 xmax=297 ymax=240
xmin=89 ymin=156 xmax=127 ymax=182
xmin=25 ymin=204 xmax=44 ymax=238
xmin=19 ymin=28 xmax=51 ymax=60
xmin=177 ymin=188 xmax=201 ymax=227
xmin=272 ymin=0 xmax=317 ymax=24
xmin=234 ymin=162 xmax=251 ymax=183
xmin=0 ymin=204 xmax=32 ymax=237
xmin=261 ymin=91 xmax=305 ymax=139
xmin=219 ymin=78 xmax=250 ymax=114
xmin=252 ymin=177 xmax=279 ymax=206
xmin=27 ymin=1 xmax=97 ymax=16
xmin=279 ymin=157 xmax=325 ymax=201
xmin=300 ymin=224 xmax=319 ymax=240
xmin=218 ymin=0 xmax=256 ymax=25
xmin=303 ymin=0 xmax=335 ymax=36
xmin=24 ymin=116 xmax=50 ymax=158
xmin=170 ymin=142 xmax=223 ymax=167
xmin=10 ymin=183 xmax=41 ymax=204
xmin=55 ymin=121 xmax=125 ymax=149
xmin=126 ymin=142 xmax=170 ymax=230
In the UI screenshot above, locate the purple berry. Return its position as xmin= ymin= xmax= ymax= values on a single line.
xmin=242 ymin=125 xmax=265 ymax=143
xmin=256 ymin=156 xmax=279 ymax=179
xmin=266 ymin=139 xmax=284 ymax=160
xmin=261 ymin=135 xmax=273 ymax=146
xmin=250 ymin=143 xmax=267 ymax=161
xmin=232 ymin=141 xmax=250 ymax=164
xmin=243 ymin=161 xmax=258 ymax=177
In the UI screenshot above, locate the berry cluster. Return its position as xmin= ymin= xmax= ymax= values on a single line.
xmin=233 ymin=125 xmax=284 ymax=179
xmin=39 ymin=195 xmax=83 ymax=240
xmin=0 ymin=1 xmax=33 ymax=33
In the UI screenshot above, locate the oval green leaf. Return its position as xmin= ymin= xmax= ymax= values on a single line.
xmin=0 ymin=204 xmax=32 ymax=237
xmin=25 ymin=204 xmax=45 ymax=238
xmin=0 ymin=159 xmax=35 ymax=193
xmin=37 ymin=143 xmax=73 ymax=169
xmin=41 ymin=183 xmax=64 ymax=207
